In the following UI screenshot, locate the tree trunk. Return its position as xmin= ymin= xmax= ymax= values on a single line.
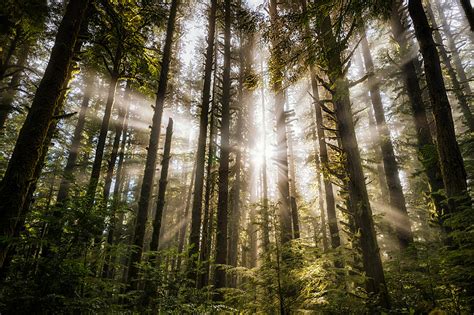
xmin=188 ymin=0 xmax=217 ymax=284
xmin=435 ymin=0 xmax=473 ymax=131
xmin=309 ymin=104 xmax=328 ymax=251
xmin=214 ymin=0 xmax=232 ymax=292
xmin=56 ymin=71 xmax=94 ymax=204
xmin=408 ymin=0 xmax=471 ymax=214
xmin=228 ymin=31 xmax=247 ymax=287
xmin=288 ymin=132 xmax=300 ymax=239
xmin=426 ymin=3 xmax=474 ymax=132
xmin=103 ymin=83 xmax=131 ymax=202
xmin=310 ymin=71 xmax=340 ymax=250
xmin=318 ymin=14 xmax=390 ymax=308
xmin=269 ymin=0 xmax=293 ymax=245
xmin=102 ymin=100 xmax=130 ymax=278
xmin=367 ymin=104 xmax=389 ymax=197
xmin=176 ymin=157 xmax=195 ymax=272
xmin=0 ymin=0 xmax=90 ymax=269
xmin=260 ymin=60 xmax=271 ymax=254
xmin=198 ymin=77 xmax=217 ymax=288
xmin=354 ymin=49 xmax=389 ymax=198
xmin=86 ymin=71 xmax=119 ymax=204
xmin=102 ymin=84 xmax=131 ymax=278
xmin=128 ymin=0 xmax=178 ymax=288
xmin=0 ymin=41 xmax=31 ymax=131
xmin=149 ymin=118 xmax=173 ymax=253
xmin=389 ymin=1 xmax=446 ymax=217
xmin=0 ymin=26 xmax=21 ymax=81
xmin=459 ymin=0 xmax=474 ymax=31
xmin=360 ymin=32 xmax=413 ymax=250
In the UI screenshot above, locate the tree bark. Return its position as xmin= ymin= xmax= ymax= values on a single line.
xmin=228 ymin=30 xmax=247 ymax=287
xmin=459 ymin=0 xmax=474 ymax=31
xmin=260 ymin=60 xmax=271 ymax=254
xmin=426 ymin=3 xmax=474 ymax=132
xmin=0 ymin=40 xmax=31 ymax=131
xmin=360 ymin=32 xmax=413 ymax=250
xmin=56 ymin=71 xmax=94 ymax=204
xmin=366 ymin=104 xmax=389 ymax=198
xmin=102 ymin=83 xmax=131 ymax=278
xmin=149 ymin=118 xmax=173 ymax=253
xmin=176 ymin=157 xmax=195 ymax=272
xmin=188 ymin=0 xmax=217 ymax=283
xmin=390 ymin=1 xmax=446 ymax=217
xmin=103 ymin=83 xmax=131 ymax=203
xmin=214 ymin=0 xmax=232 ymax=292
xmin=86 ymin=71 xmax=119 ymax=204
xmin=269 ymin=0 xmax=293 ymax=245
xmin=435 ymin=0 xmax=473 ymax=131
xmin=310 ymin=71 xmax=340 ymax=250
xmin=408 ymin=0 xmax=471 ymax=214
xmin=288 ymin=132 xmax=300 ymax=239
xmin=198 ymin=74 xmax=218 ymax=288
xmin=318 ymin=14 xmax=390 ymax=308
xmin=0 ymin=0 xmax=90 ymax=269
xmin=128 ymin=0 xmax=178 ymax=288
xmin=309 ymin=101 xmax=328 ymax=251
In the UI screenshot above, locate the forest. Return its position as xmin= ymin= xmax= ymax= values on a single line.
xmin=0 ymin=0 xmax=473 ymax=313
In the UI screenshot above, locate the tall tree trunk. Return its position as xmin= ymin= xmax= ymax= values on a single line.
xmin=149 ymin=118 xmax=173 ymax=253
xmin=128 ymin=0 xmax=178 ymax=288
xmin=56 ymin=71 xmax=94 ymax=204
xmin=0 ymin=0 xmax=90 ymax=269
xmin=354 ymin=49 xmax=389 ymax=198
xmin=102 ymin=84 xmax=132 ymax=278
xmin=198 ymin=78 xmax=217 ymax=289
xmin=310 ymin=71 xmax=340 ymax=250
xmin=0 ymin=26 xmax=21 ymax=81
xmin=390 ymin=1 xmax=446 ymax=217
xmin=103 ymin=83 xmax=131 ymax=202
xmin=360 ymin=32 xmax=413 ymax=250
xmin=300 ymin=0 xmax=338 ymax=250
xmin=367 ymin=105 xmax=389 ymax=197
xmin=228 ymin=31 xmax=246 ymax=287
xmin=435 ymin=0 xmax=473 ymax=131
xmin=426 ymin=3 xmax=474 ymax=132
xmin=214 ymin=0 xmax=232 ymax=292
xmin=260 ymin=60 xmax=271 ymax=254
xmin=188 ymin=0 xmax=217 ymax=283
xmin=86 ymin=70 xmax=120 ymax=204
xmin=318 ymin=14 xmax=390 ymax=308
xmin=0 ymin=41 xmax=31 ymax=131
xmin=176 ymin=157 xmax=195 ymax=272
xmin=287 ymin=132 xmax=300 ymax=239
xmin=459 ymin=0 xmax=474 ymax=31
xmin=408 ymin=0 xmax=471 ymax=214
xmin=269 ymin=0 xmax=293 ymax=245
xmin=309 ymin=103 xmax=328 ymax=251
xmin=102 ymin=99 xmax=131 ymax=278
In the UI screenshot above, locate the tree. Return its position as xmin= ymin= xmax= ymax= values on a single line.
xmin=149 ymin=118 xmax=173 ymax=253
xmin=56 ymin=71 xmax=94 ymax=204
xmin=389 ymin=0 xmax=446 ymax=217
xmin=311 ymin=4 xmax=390 ymax=307
xmin=408 ymin=0 xmax=471 ymax=215
xmin=128 ymin=0 xmax=179 ymax=288
xmin=188 ymin=0 xmax=217 ymax=284
xmin=0 ymin=0 xmax=90 ymax=269
xmin=426 ymin=2 xmax=473 ymax=132
xmin=269 ymin=0 xmax=293 ymax=245
xmin=458 ymin=0 xmax=474 ymax=31
xmin=214 ymin=0 xmax=232 ymax=292
xmin=360 ymin=30 xmax=413 ymax=250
